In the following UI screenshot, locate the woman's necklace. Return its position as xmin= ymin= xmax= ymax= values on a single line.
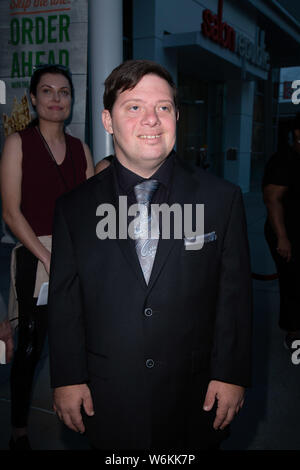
xmin=36 ymin=126 xmax=76 ymax=191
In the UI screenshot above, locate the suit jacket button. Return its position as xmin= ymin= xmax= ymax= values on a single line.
xmin=146 ymin=359 xmax=154 ymax=368
xmin=144 ymin=308 xmax=153 ymax=317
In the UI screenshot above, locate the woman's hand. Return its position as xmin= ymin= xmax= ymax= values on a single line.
xmin=42 ymin=251 xmax=51 ymax=275
xmin=277 ymin=236 xmax=292 ymax=262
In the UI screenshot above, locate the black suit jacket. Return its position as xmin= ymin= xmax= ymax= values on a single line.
xmin=48 ymin=155 xmax=252 ymax=449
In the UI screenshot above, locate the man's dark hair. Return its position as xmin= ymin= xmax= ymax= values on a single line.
xmin=103 ymin=59 xmax=178 ymax=113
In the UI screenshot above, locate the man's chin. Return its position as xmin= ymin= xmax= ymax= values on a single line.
xmin=123 ymin=156 xmax=167 ymax=177
xmin=140 ymin=153 xmax=169 ymax=169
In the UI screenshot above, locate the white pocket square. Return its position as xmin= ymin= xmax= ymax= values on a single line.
xmin=184 ymin=231 xmax=217 ymax=251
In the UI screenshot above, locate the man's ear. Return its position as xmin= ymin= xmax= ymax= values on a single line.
xmin=176 ymin=109 xmax=179 ymax=121
xmin=102 ymin=110 xmax=113 ymax=134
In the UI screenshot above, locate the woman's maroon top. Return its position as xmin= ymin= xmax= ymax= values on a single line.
xmin=20 ymin=126 xmax=87 ymax=236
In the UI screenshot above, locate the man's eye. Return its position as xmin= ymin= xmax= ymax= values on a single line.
xmin=61 ymin=90 xmax=70 ymax=96
xmin=130 ymin=105 xmax=139 ymax=111
xmin=159 ymin=105 xmax=171 ymax=111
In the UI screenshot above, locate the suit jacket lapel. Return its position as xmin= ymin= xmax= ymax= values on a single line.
xmin=91 ymin=168 xmax=147 ymax=290
xmin=91 ymin=159 xmax=200 ymax=292
xmin=147 ymin=158 xmax=199 ymax=291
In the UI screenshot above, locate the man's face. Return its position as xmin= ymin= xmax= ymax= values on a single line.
xmin=102 ymin=74 xmax=178 ymax=177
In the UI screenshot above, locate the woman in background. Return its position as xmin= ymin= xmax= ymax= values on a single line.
xmin=0 ymin=64 xmax=94 ymax=450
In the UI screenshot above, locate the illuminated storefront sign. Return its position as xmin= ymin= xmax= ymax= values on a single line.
xmin=201 ymin=0 xmax=270 ymax=71
xmin=0 ymin=0 xmax=88 ymax=141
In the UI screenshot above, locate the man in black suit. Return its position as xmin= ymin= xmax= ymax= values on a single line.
xmin=48 ymin=60 xmax=252 ymax=450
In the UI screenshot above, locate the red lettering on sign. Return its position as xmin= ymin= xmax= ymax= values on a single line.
xmin=201 ymin=0 xmax=235 ymax=52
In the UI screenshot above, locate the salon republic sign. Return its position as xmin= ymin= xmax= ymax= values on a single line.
xmin=201 ymin=0 xmax=270 ymax=71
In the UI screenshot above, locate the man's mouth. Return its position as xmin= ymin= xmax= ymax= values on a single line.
xmin=138 ymin=134 xmax=161 ymax=140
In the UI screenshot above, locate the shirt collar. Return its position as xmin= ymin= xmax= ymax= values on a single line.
xmin=113 ymin=151 xmax=175 ymax=194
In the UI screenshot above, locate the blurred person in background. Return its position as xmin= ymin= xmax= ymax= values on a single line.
xmin=263 ymin=113 xmax=300 ymax=351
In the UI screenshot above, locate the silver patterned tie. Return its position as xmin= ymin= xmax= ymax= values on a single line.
xmin=134 ymin=180 xmax=159 ymax=284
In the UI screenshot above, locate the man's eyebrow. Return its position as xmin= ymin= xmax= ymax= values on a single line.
xmin=120 ymin=98 xmax=174 ymax=105
xmin=120 ymin=98 xmax=144 ymax=104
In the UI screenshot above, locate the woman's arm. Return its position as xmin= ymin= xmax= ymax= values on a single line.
xmin=0 ymin=133 xmax=51 ymax=273
xmin=82 ymin=142 xmax=95 ymax=179
xmin=263 ymin=183 xmax=291 ymax=261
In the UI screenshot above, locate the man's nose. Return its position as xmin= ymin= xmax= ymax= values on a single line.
xmin=141 ymin=107 xmax=160 ymax=126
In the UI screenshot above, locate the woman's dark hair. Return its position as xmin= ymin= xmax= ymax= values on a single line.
xmin=29 ymin=64 xmax=74 ymax=99
xmin=103 ymin=59 xmax=178 ymax=113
